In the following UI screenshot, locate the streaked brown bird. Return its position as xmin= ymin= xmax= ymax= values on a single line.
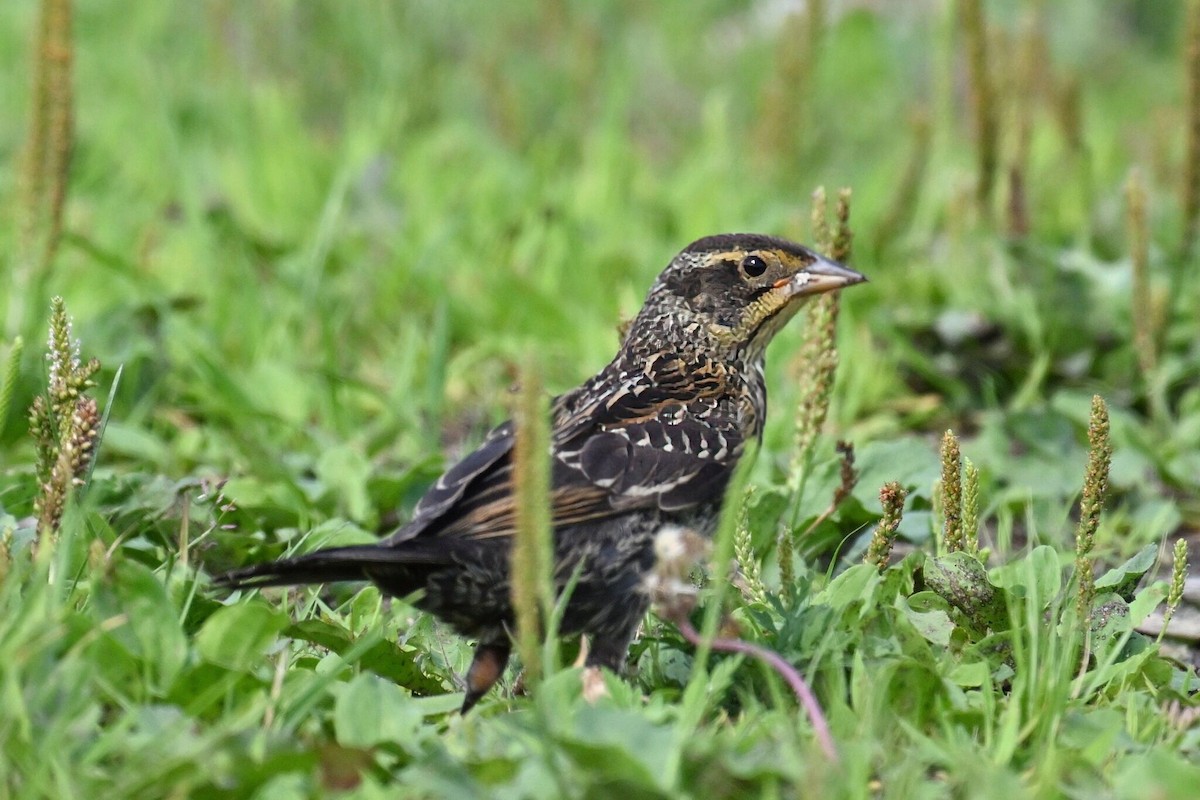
xmin=215 ymin=233 xmax=866 ymax=711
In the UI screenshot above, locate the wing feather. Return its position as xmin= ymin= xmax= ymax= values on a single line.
xmin=390 ymin=352 xmax=745 ymax=544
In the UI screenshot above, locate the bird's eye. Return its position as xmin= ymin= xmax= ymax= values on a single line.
xmin=740 ymin=255 xmax=768 ymax=278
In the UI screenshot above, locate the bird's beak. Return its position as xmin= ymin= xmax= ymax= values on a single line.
xmin=775 ymin=254 xmax=867 ymax=299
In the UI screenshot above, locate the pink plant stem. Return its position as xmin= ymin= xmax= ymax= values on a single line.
xmin=678 ymin=619 xmax=839 ymax=763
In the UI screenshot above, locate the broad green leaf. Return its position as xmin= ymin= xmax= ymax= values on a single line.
xmin=334 ymin=673 xmax=421 ymax=748
xmin=816 ymin=564 xmax=880 ymax=614
xmin=947 ymin=661 xmax=989 ymax=687
xmin=1095 ymin=543 xmax=1158 ymax=601
xmin=1089 ymin=593 xmax=1131 ymax=653
xmin=924 ymin=553 xmax=1008 ymax=632
xmin=561 ymin=706 xmax=681 ymax=792
xmin=1128 ymin=583 xmax=1167 ymax=626
xmin=899 ymin=593 xmax=954 ymax=646
xmin=989 ymin=545 xmax=1063 ymax=600
xmin=197 ymin=602 xmax=290 ymax=671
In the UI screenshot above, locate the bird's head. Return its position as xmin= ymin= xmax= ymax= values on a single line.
xmin=626 ymin=233 xmax=867 ymax=362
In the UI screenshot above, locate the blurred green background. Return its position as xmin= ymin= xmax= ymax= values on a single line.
xmin=3 ymin=1 xmax=1196 ymax=514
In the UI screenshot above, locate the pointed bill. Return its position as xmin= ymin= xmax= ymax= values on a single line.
xmin=777 ymin=254 xmax=867 ymax=299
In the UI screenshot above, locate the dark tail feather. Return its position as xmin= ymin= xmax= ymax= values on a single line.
xmin=212 ymin=544 xmax=451 ymax=591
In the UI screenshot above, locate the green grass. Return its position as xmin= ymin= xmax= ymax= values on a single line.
xmin=2 ymin=1 xmax=1199 ymax=797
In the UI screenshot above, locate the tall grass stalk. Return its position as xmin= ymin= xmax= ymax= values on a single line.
xmin=961 ymin=0 xmax=998 ymax=217
xmin=1006 ymin=8 xmax=1042 ymax=237
xmin=1126 ymin=168 xmax=1169 ymax=423
xmin=11 ymin=0 xmax=74 ymax=337
xmin=0 ymin=337 xmax=25 ymax=437
xmin=779 ymin=187 xmax=851 ymax=594
xmin=511 ymin=362 xmax=555 ymax=686
xmin=1074 ymin=396 xmax=1111 ymax=623
xmin=1182 ymin=0 xmax=1200 ymax=259
xmin=754 ymin=1 xmax=824 ymax=168
xmin=786 ymin=193 xmax=851 ymax=487
xmin=940 ymin=430 xmax=964 ymax=553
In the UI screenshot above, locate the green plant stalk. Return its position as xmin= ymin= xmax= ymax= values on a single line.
xmin=787 ymin=190 xmax=837 ymax=487
xmin=732 ymin=485 xmax=766 ymax=605
xmin=0 ymin=337 xmax=24 ymax=437
xmin=785 ymin=291 xmax=838 ymax=493
xmin=776 ymin=522 xmax=796 ymax=601
xmin=1006 ymin=7 xmax=1041 ymax=238
xmin=11 ymin=0 xmax=74 ymax=338
xmin=780 ymin=189 xmax=828 ymax=593
xmin=753 ymin=2 xmax=823 ymax=168
xmin=1008 ymin=556 xmax=1082 ymax=752
xmin=963 ymin=458 xmax=980 ymax=555
xmin=831 ymin=188 xmax=853 ymax=262
xmin=531 ymin=560 xmax=583 ymax=800
xmin=0 ymin=528 xmax=11 ymax=582
xmin=677 ymin=450 xmax=757 ymax=746
xmin=1159 ymin=538 xmax=1189 ymax=642
xmin=864 ymin=481 xmax=906 ymax=572
xmin=810 ymin=185 xmax=830 ymax=253
xmin=1126 ymin=169 xmax=1167 ymax=423
xmin=540 ymin=561 xmax=584 ymax=687
xmin=88 ymin=363 xmax=122 ymax=488
xmin=1125 ymin=172 xmax=1152 ymax=366
xmin=961 ymin=0 xmax=998 ymax=216
xmin=1182 ymin=0 xmax=1200 ymax=259
xmin=781 ymin=187 xmax=850 ymax=575
xmin=940 ymin=430 xmax=963 ymax=553
xmin=1074 ymin=395 xmax=1111 ymax=623
xmin=511 ymin=362 xmax=554 ymax=686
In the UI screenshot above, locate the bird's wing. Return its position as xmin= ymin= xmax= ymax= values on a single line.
xmin=555 ymin=352 xmax=745 ymax=512
xmin=389 ymin=353 xmax=744 ymax=545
